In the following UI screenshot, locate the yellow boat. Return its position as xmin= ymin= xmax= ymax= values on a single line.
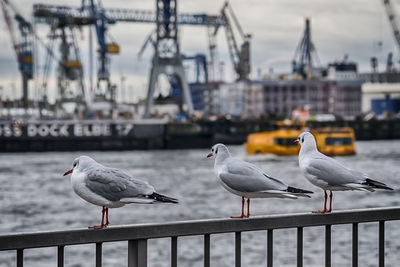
xmin=245 ymin=122 xmax=356 ymax=156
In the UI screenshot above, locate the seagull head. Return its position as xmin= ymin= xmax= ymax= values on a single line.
xmin=296 ymin=131 xmax=317 ymax=152
xmin=207 ymin=143 xmax=231 ymax=159
xmin=63 ymin=155 xmax=96 ymax=176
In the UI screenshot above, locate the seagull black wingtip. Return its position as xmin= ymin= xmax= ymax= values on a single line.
xmin=286 ymin=186 xmax=314 ymax=194
xmin=150 ymin=192 xmax=179 ymax=203
xmin=363 ymin=178 xmax=394 ymax=191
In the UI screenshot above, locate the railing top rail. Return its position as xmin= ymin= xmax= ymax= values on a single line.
xmin=1 ymin=206 xmax=399 ymax=251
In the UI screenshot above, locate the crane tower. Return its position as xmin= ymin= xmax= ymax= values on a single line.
xmin=144 ymin=0 xmax=194 ymax=118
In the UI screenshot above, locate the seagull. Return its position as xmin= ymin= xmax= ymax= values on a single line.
xmin=296 ymin=131 xmax=393 ymax=213
xmin=63 ymin=155 xmax=178 ymax=229
xmin=207 ymin=143 xmax=313 ymax=218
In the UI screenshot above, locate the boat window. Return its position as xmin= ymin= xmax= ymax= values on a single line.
xmin=325 ymin=137 xmax=353 ymax=146
xmin=274 ymin=138 xmax=298 ymax=146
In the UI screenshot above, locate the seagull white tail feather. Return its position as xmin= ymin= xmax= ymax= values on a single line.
xmin=343 ymin=183 xmax=375 ymax=192
xmin=262 ymin=190 xmax=299 ymax=199
xmin=292 ymin=193 xmax=312 ymax=198
xmin=120 ymin=197 xmax=156 ymax=204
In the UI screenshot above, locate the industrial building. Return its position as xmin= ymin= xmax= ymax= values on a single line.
xmin=216 ymin=79 xmax=362 ymax=119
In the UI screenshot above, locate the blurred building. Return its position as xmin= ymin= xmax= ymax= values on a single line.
xmin=362 ymin=83 xmax=400 ymax=115
xmin=326 ymin=61 xmax=358 ymax=81
xmin=218 ymin=82 xmax=247 ymax=117
xmin=244 ymin=83 xmax=264 ymax=118
xmin=216 ymin=79 xmax=362 ymax=118
xmin=262 ymin=80 xmax=362 ymax=117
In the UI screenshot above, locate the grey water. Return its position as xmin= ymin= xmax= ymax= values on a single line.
xmin=0 ymin=140 xmax=400 ymax=267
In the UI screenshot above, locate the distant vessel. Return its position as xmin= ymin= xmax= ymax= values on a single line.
xmin=245 ymin=122 xmax=356 ymax=156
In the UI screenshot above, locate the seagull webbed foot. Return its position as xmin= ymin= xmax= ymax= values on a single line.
xmin=89 ymin=224 xmax=107 ymax=229
xmin=231 ymin=215 xmax=246 ymax=218
xmin=312 ymin=209 xmax=328 ymax=214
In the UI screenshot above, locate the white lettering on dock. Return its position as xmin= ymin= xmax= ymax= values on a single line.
xmin=0 ymin=122 xmax=132 ymax=138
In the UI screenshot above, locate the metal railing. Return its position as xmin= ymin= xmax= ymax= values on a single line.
xmin=1 ymin=206 xmax=400 ymax=267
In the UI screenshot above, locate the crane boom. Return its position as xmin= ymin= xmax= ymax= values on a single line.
xmin=1 ymin=0 xmax=34 ymax=108
xmin=33 ymin=4 xmax=225 ymax=27
xmin=383 ymin=0 xmax=400 ymax=53
xmin=1 ymin=0 xmax=18 ymax=62
xmin=218 ymin=1 xmax=251 ymax=81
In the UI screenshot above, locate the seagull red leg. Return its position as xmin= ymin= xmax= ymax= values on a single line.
xmin=312 ymin=190 xmax=328 ymax=214
xmin=245 ymin=198 xmax=250 ymax=218
xmin=327 ymin=191 xmax=333 ymax=213
xmin=231 ymin=197 xmax=245 ymax=218
xmin=105 ymin=208 xmax=110 ymax=226
xmin=90 ymin=206 xmax=106 ymax=229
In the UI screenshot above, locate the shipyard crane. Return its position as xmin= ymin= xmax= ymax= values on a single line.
xmin=56 ymin=27 xmax=88 ymax=107
xmin=383 ymin=0 xmax=400 ymax=56
xmin=292 ymin=18 xmax=321 ymax=79
xmin=135 ymin=1 xmax=250 ymax=82
xmin=1 ymin=0 xmax=34 ymax=108
xmin=82 ymin=0 xmax=120 ymax=103
xmin=35 ymin=0 xmax=119 ymax=105
xmin=33 ymin=8 xmax=92 ymax=111
xmin=33 ymin=2 xmax=225 ymax=117
xmin=210 ymin=1 xmax=251 ymax=81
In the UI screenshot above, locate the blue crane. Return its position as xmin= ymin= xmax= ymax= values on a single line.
xmin=1 ymin=0 xmax=34 ymax=108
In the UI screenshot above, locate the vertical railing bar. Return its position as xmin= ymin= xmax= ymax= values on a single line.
xmin=16 ymin=249 xmax=23 ymax=267
xmin=325 ymin=225 xmax=331 ymax=267
xmin=267 ymin=229 xmax=273 ymax=267
xmin=297 ymin=227 xmax=303 ymax=267
xmin=128 ymin=240 xmax=136 ymax=267
xmin=235 ymin=232 xmax=241 ymax=267
xmin=171 ymin=236 xmax=178 ymax=267
xmin=57 ymin=245 xmax=64 ymax=267
xmin=95 ymin=242 xmax=102 ymax=267
xmin=352 ymin=223 xmax=358 ymax=267
xmin=128 ymin=239 xmax=148 ymax=267
xmin=379 ymin=221 xmax=385 ymax=267
xmin=204 ymin=234 xmax=210 ymax=267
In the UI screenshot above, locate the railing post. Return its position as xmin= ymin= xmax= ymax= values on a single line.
xmin=128 ymin=239 xmax=148 ymax=267
xmin=57 ymin=245 xmax=64 ymax=267
xmin=204 ymin=234 xmax=210 ymax=267
xmin=297 ymin=227 xmax=303 ymax=267
xmin=95 ymin=242 xmax=102 ymax=267
xmin=267 ymin=229 xmax=273 ymax=267
xmin=352 ymin=223 xmax=358 ymax=267
xmin=235 ymin=232 xmax=241 ymax=267
xmin=325 ymin=225 xmax=331 ymax=267
xmin=379 ymin=221 xmax=385 ymax=267
xmin=17 ymin=249 xmax=23 ymax=267
xmin=171 ymin=237 xmax=177 ymax=267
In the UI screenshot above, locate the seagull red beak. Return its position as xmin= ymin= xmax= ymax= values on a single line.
xmin=63 ymin=169 xmax=73 ymax=176
xmin=207 ymin=152 xmax=213 ymax=158
xmin=294 ymin=139 xmax=299 ymax=144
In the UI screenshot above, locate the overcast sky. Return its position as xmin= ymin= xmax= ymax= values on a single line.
xmin=0 ymin=0 xmax=399 ymax=101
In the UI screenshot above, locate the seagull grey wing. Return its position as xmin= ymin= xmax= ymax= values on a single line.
xmin=85 ymin=167 xmax=155 ymax=201
xmin=306 ymin=156 xmax=364 ymax=185
xmin=219 ymin=158 xmax=287 ymax=192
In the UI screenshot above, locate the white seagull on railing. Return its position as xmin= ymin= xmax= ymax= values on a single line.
xmin=296 ymin=131 xmax=393 ymax=213
xmin=207 ymin=143 xmax=313 ymax=218
xmin=63 ymin=156 xmax=178 ymax=229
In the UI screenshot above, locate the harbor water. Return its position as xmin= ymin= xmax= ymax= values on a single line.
xmin=0 ymin=140 xmax=400 ymax=266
